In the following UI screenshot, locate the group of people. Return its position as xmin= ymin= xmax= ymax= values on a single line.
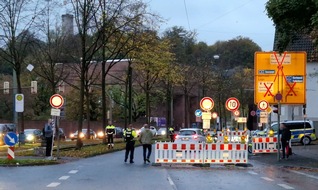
xmin=122 ymin=123 xmax=154 ymax=164
xmin=105 ymin=123 xmax=175 ymax=164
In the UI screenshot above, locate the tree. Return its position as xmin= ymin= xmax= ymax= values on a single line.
xmin=266 ymin=0 xmax=318 ymax=52
xmin=0 ymin=0 xmax=44 ymax=132
xmin=129 ymin=30 xmax=175 ymax=124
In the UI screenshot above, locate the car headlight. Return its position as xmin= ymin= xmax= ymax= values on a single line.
xmin=26 ymin=134 xmax=34 ymax=141
xmin=97 ymin=131 xmax=104 ymax=138
xmin=79 ymin=133 xmax=85 ymax=138
xmin=70 ymin=134 xmax=74 ymax=138
xmin=161 ymin=131 xmax=166 ymax=135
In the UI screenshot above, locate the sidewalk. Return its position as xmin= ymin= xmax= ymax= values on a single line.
xmin=249 ymin=142 xmax=318 ymax=169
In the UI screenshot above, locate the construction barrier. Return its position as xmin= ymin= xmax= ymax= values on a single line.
xmin=155 ymin=142 xmax=204 ymax=164
xmin=252 ymin=137 xmax=278 ymax=154
xmin=216 ymin=130 xmax=247 ymax=143
xmin=155 ymin=142 xmax=248 ymax=164
xmin=204 ymin=143 xmax=248 ymax=164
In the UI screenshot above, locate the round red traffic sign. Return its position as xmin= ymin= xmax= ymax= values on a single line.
xmin=200 ymin=97 xmax=214 ymax=111
xmin=258 ymin=100 xmax=269 ymax=111
xmin=225 ymin=97 xmax=240 ymax=111
xmin=233 ymin=110 xmax=240 ymax=117
xmin=50 ymin=94 xmax=64 ymax=109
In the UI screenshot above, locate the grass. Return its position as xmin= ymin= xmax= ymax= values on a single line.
xmin=0 ymin=136 xmax=169 ymax=166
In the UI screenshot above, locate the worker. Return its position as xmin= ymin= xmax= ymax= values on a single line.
xmin=105 ymin=122 xmax=116 ymax=149
xmin=124 ymin=124 xmax=137 ymax=163
xmin=169 ymin=126 xmax=175 ymax=142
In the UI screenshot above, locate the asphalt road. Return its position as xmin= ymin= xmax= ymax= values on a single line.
xmin=0 ymin=142 xmax=318 ymax=190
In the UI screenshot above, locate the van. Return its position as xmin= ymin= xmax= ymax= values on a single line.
xmin=270 ymin=120 xmax=316 ymax=145
xmin=0 ymin=123 xmax=16 ymax=145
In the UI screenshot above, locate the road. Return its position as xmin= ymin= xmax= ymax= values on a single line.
xmin=1 ymin=144 xmax=318 ymax=190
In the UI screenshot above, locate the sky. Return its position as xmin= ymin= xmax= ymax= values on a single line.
xmin=145 ymin=0 xmax=276 ymax=51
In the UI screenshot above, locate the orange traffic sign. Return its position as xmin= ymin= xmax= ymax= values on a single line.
xmin=254 ymin=51 xmax=306 ymax=105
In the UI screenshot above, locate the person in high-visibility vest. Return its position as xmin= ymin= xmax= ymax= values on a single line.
xmin=124 ymin=124 xmax=137 ymax=163
xmin=105 ymin=122 xmax=116 ymax=149
xmin=169 ymin=127 xmax=175 ymax=142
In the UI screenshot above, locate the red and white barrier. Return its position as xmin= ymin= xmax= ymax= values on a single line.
xmin=155 ymin=142 xmax=204 ymax=163
xmin=204 ymin=143 xmax=248 ymax=163
xmin=216 ymin=130 xmax=247 ymax=143
xmin=252 ymin=137 xmax=278 ymax=153
xmin=155 ymin=142 xmax=248 ymax=164
xmin=7 ymin=146 xmax=15 ymax=160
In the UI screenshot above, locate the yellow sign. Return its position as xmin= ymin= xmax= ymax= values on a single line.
xmin=254 ymin=51 xmax=306 ymax=105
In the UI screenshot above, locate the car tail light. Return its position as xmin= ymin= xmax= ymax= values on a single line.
xmin=193 ymin=135 xmax=198 ymax=139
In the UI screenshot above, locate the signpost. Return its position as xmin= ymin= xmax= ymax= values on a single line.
xmin=254 ymin=51 xmax=306 ymax=105
xmin=199 ymin=97 xmax=214 ymax=129
xmin=49 ymin=94 xmax=64 ymax=159
xmin=4 ymin=132 xmax=18 ymax=160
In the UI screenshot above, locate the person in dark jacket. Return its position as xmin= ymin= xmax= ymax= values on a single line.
xmin=124 ymin=124 xmax=137 ymax=163
xmin=44 ymin=119 xmax=53 ymax=157
xmin=280 ymin=123 xmax=291 ymax=159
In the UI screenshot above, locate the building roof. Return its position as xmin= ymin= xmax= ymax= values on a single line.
xmin=273 ymin=30 xmax=318 ymax=62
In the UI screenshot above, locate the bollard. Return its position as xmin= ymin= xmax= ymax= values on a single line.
xmin=7 ymin=146 xmax=15 ymax=160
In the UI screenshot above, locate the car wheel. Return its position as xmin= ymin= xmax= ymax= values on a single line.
xmin=301 ymin=136 xmax=311 ymax=145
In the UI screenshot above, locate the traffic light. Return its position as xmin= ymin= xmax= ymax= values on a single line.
xmin=273 ymin=104 xmax=280 ymax=114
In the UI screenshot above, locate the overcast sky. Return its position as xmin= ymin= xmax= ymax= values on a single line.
xmin=145 ymin=0 xmax=275 ymax=51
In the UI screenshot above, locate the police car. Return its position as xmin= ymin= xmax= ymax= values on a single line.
xmin=270 ymin=120 xmax=317 ymax=145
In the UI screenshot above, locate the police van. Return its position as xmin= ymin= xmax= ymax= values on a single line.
xmin=270 ymin=120 xmax=317 ymax=145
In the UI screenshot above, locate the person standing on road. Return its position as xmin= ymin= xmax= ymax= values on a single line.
xmin=44 ymin=119 xmax=53 ymax=157
xmin=280 ymin=123 xmax=291 ymax=159
xmin=139 ymin=124 xmax=153 ymax=164
xmin=169 ymin=126 xmax=175 ymax=142
xmin=105 ymin=122 xmax=115 ymax=149
xmin=124 ymin=124 xmax=137 ymax=163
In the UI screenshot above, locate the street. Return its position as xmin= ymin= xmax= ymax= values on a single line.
xmin=0 ymin=144 xmax=318 ymax=190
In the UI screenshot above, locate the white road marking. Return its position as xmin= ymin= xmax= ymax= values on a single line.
xmin=248 ymin=171 xmax=258 ymax=175
xmin=277 ymin=184 xmax=294 ymax=189
xmin=167 ymin=176 xmax=174 ymax=186
xmin=261 ymin=177 xmax=274 ymax=181
xmin=59 ymin=176 xmax=70 ymax=180
xmin=47 ymin=182 xmax=60 ymax=187
xmin=290 ymin=170 xmax=318 ymax=180
xmin=69 ymin=170 xmax=78 ymax=174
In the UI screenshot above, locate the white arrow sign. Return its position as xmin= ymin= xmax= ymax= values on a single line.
xmin=6 ymin=134 xmax=16 ymax=144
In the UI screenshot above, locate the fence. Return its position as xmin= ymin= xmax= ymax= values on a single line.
xmin=251 ymin=137 xmax=278 ymax=154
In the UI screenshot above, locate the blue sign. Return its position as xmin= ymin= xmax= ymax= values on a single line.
xmin=256 ymin=110 xmax=261 ymax=117
xmin=195 ymin=109 xmax=202 ymax=117
xmin=4 ymin=132 xmax=18 ymax=146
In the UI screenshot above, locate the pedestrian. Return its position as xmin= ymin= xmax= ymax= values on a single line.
xmin=139 ymin=124 xmax=154 ymax=164
xmin=124 ymin=124 xmax=137 ymax=163
xmin=105 ymin=122 xmax=115 ymax=149
xmin=169 ymin=126 xmax=175 ymax=142
xmin=279 ymin=123 xmax=291 ymax=159
xmin=44 ymin=119 xmax=53 ymax=157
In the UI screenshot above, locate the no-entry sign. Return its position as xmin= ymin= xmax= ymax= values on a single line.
xmin=50 ymin=94 xmax=64 ymax=109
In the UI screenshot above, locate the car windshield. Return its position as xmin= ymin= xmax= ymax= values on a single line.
xmin=179 ymin=130 xmax=196 ymax=136
xmin=24 ymin=129 xmax=36 ymax=134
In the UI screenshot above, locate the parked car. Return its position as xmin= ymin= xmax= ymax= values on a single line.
xmin=175 ymin=128 xmax=205 ymax=143
xmin=21 ymin=129 xmax=43 ymax=143
xmin=137 ymin=126 xmax=157 ymax=136
xmin=70 ymin=129 xmax=97 ymax=140
xmin=0 ymin=123 xmax=16 ymax=145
